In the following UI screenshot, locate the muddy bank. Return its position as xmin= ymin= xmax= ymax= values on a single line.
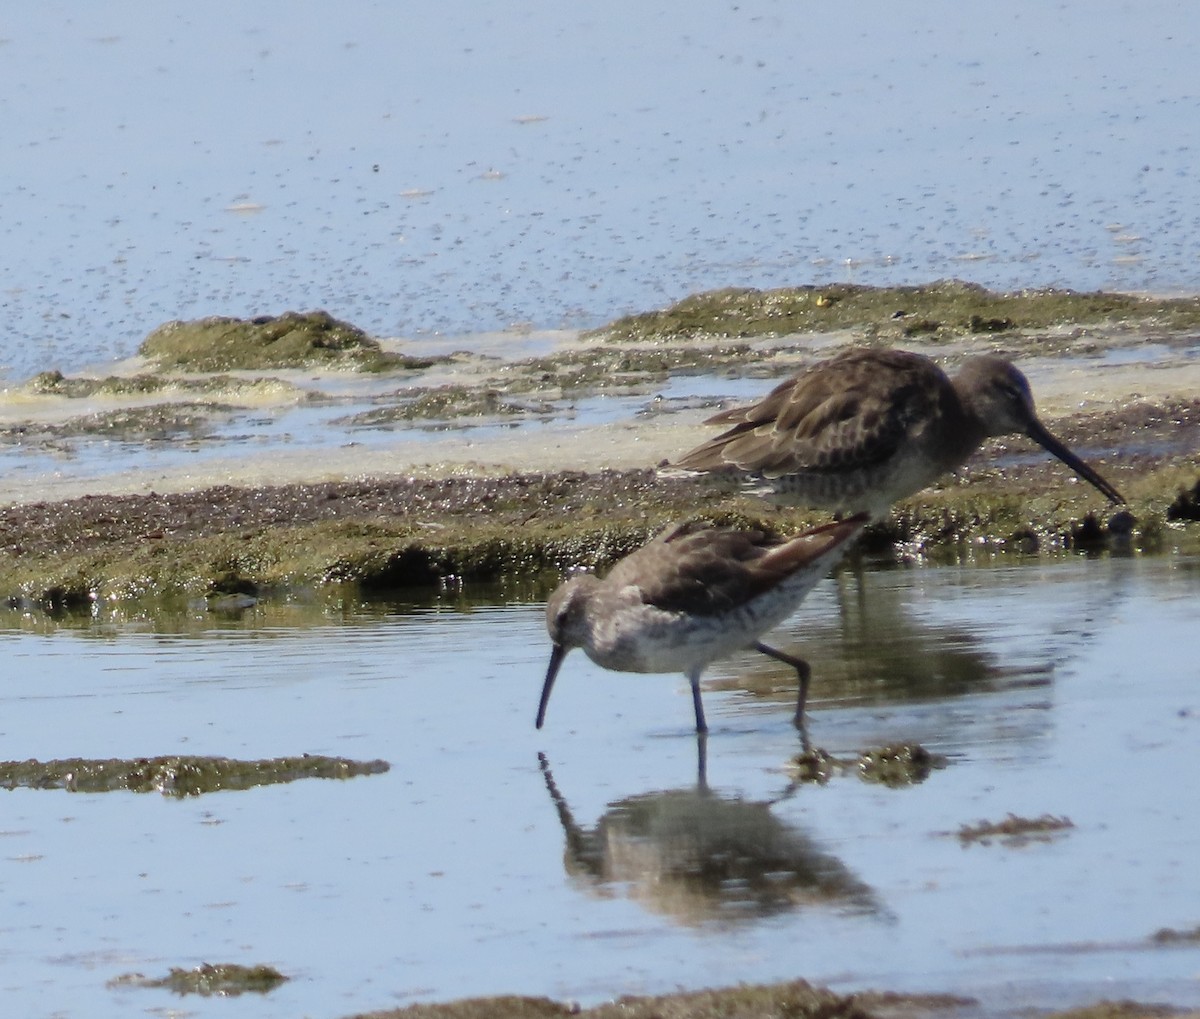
xmin=1 ymin=455 xmax=1196 ymax=607
xmin=1 ymin=283 xmax=1198 ymax=602
xmin=594 ymin=280 xmax=1200 ymax=345
xmin=342 ymin=980 xmax=1199 ymax=1019
xmin=344 ymin=981 xmax=963 ymax=1019
xmin=139 ymin=309 xmax=439 ymax=373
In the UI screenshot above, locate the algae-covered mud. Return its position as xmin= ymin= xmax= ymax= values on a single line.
xmin=1152 ymin=926 xmax=1200 ymax=946
xmin=1 ymin=285 xmax=1199 ymax=603
xmin=0 ymin=465 xmax=1185 ymax=606
xmin=952 ymin=813 xmax=1076 ymax=847
xmin=595 ymin=281 xmax=1200 ymax=345
xmin=344 ymin=984 xmax=1198 ymax=1019
xmin=139 ymin=310 xmax=441 ymax=373
xmin=788 ymin=743 xmax=948 ymax=788
xmin=0 ymin=754 xmax=388 ymax=796
xmin=109 ymin=962 xmax=288 ymax=997
xmin=344 ymin=980 xmax=973 ymax=1019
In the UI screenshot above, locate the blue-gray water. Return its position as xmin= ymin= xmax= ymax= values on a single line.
xmin=1 ymin=556 xmax=1198 ymax=1018
xmin=3 ymin=0 xmax=1200 ymax=383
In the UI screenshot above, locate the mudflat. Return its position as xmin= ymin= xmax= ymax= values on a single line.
xmin=2 ymin=288 xmax=1199 ymax=604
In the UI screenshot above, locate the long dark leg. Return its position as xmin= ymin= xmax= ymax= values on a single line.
xmin=753 ymin=641 xmax=812 ymax=730
xmin=695 ymin=731 xmax=709 ymax=790
xmin=687 ymin=668 xmax=708 ymax=734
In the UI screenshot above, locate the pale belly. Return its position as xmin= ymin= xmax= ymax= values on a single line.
xmin=581 ymin=577 xmax=822 ymax=677
xmin=754 ymin=446 xmax=957 ymax=517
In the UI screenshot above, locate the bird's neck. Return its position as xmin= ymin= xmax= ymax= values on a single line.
xmin=944 ymin=385 xmax=991 ymax=459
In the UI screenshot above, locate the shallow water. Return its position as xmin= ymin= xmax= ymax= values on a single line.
xmin=0 ymin=378 xmax=650 ymax=491
xmin=5 ymin=1 xmax=1200 ymax=383
xmin=1 ymin=553 xmax=1197 ymax=1017
xmin=3 ymin=333 xmax=1196 ymax=501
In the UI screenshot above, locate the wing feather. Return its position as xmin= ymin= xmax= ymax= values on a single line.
xmin=607 ymin=518 xmax=864 ymax=617
xmin=675 ymin=349 xmax=954 ymax=477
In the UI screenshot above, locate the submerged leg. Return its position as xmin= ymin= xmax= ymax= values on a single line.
xmin=753 ymin=641 xmax=812 ymax=729
xmin=687 ymin=668 xmax=709 ymax=734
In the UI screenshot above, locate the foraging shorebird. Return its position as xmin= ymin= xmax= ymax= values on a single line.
xmin=673 ymin=348 xmax=1124 ymax=517
xmin=536 ymin=515 xmax=867 ymax=734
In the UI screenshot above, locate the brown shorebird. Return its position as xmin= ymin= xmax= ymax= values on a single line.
xmin=673 ymin=348 xmax=1124 ymax=517
xmin=536 ymin=515 xmax=867 ymax=734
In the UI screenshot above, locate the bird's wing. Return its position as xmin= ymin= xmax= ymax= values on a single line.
xmin=674 ymin=349 xmax=951 ymax=477
xmin=607 ymin=518 xmax=862 ymax=617
xmin=604 ymin=522 xmax=772 ymax=615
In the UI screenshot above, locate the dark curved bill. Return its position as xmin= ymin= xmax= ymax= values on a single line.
xmin=536 ymin=643 xmax=568 ymax=729
xmin=1027 ymin=419 xmax=1125 ymax=505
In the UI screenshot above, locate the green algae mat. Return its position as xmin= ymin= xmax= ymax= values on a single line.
xmin=109 ymin=963 xmax=289 ymax=997
xmin=0 ymin=754 xmax=389 ymax=796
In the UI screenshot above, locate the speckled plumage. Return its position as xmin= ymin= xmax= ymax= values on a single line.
xmin=673 ymin=348 xmax=1123 ymax=517
xmin=536 ymin=515 xmax=867 ymax=734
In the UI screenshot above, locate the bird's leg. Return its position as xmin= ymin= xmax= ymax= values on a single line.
xmin=753 ymin=641 xmax=812 ymax=729
xmin=795 ymin=715 xmax=813 ymax=755
xmin=687 ymin=668 xmax=709 ymax=734
xmin=695 ymin=731 xmax=709 ymax=790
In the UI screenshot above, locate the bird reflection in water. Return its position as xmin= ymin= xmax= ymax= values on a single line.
xmin=711 ymin=564 xmax=1050 ymax=741
xmin=537 ymin=746 xmax=881 ymax=928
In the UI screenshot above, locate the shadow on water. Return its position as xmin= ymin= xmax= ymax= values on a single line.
xmin=538 ymin=746 xmax=882 ymax=928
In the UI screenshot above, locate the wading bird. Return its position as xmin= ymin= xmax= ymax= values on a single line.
xmin=673 ymin=348 xmax=1123 ymax=517
xmin=537 ymin=515 xmax=866 ymax=734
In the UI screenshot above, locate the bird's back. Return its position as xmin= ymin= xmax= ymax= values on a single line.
xmin=560 ymin=518 xmax=864 ymax=677
xmin=674 ymin=348 xmax=976 ymax=514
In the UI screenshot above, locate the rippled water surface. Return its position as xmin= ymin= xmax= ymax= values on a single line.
xmin=1 ymin=553 xmax=1197 ymax=1018
xmin=4 ymin=1 xmax=1200 ymax=382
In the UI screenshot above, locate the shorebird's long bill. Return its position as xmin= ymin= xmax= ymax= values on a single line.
xmin=536 ymin=644 xmax=568 ymax=729
xmin=1027 ymin=420 xmax=1125 ymax=505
